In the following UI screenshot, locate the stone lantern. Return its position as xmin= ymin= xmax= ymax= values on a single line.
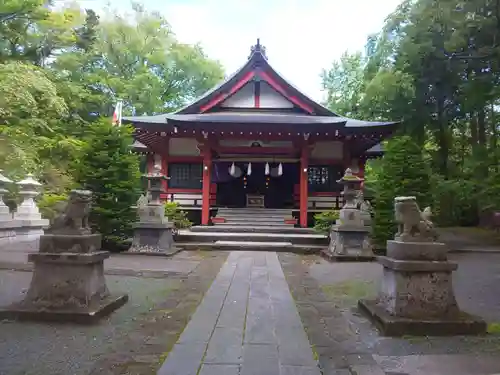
xmin=0 ymin=170 xmax=13 ymax=221
xmin=322 ymin=168 xmax=374 ymax=261
xmin=128 ymin=161 xmax=175 ymax=253
xmin=14 ymin=173 xmax=48 ymax=236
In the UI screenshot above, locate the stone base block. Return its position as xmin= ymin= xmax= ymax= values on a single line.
xmin=0 ymin=220 xmax=20 ymax=239
xmin=358 ymin=298 xmax=487 ymax=337
xmin=0 ymin=294 xmax=128 ymax=324
xmin=378 ymin=256 xmax=459 ymax=318
xmin=386 ymin=240 xmax=448 ymax=261
xmin=129 ymin=222 xmax=175 ymax=253
xmin=24 ymin=251 xmax=111 ymax=311
xmin=320 ymin=249 xmax=375 ymax=262
xmin=328 ymin=226 xmax=374 ymax=260
xmin=39 ymin=233 xmax=102 ymax=254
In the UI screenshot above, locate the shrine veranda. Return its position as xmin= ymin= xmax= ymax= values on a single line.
xmin=123 ymin=40 xmax=398 ymax=227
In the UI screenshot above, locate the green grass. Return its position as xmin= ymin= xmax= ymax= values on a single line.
xmin=321 ymin=279 xmax=377 ymax=307
xmin=487 ymin=323 xmax=500 ymax=334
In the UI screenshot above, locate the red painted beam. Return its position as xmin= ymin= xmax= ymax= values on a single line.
xmin=258 ymin=71 xmax=314 ymax=114
xmin=214 ymin=146 xmax=296 ymax=155
xmin=200 ymin=71 xmax=255 ymax=113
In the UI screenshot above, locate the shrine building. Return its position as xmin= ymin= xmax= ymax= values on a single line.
xmin=123 ymin=40 xmax=398 ymax=227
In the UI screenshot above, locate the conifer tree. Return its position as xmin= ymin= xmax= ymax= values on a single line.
xmin=372 ymin=136 xmax=431 ymax=249
xmin=74 ymin=118 xmax=142 ymax=250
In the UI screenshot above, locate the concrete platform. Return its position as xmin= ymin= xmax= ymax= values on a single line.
xmin=0 ymin=294 xmax=129 ymax=324
xmin=177 ymin=241 xmax=324 ymax=254
xmin=191 ymin=225 xmax=318 ymax=234
xmin=178 ymin=230 xmax=328 ymax=246
xmin=358 ymin=298 xmax=487 ymax=337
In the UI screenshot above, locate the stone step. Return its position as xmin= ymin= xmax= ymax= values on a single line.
xmin=213 ymin=222 xmax=293 ymax=228
xmin=221 ymin=216 xmax=287 ymax=223
xmin=217 ymin=214 xmax=292 ymax=220
xmin=176 ymin=241 xmax=324 ymax=253
xmin=217 ymin=208 xmax=293 ymax=215
xmin=177 ymin=230 xmax=328 ymax=246
xmin=190 ymin=225 xmax=318 ymax=234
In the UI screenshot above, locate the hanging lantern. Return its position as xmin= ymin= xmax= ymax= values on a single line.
xmin=265 ymin=162 xmax=270 ymax=175
xmin=230 ymin=162 xmax=236 ymax=177
xmin=278 ymin=163 xmax=283 ymax=176
xmin=247 ymin=162 xmax=252 ymax=176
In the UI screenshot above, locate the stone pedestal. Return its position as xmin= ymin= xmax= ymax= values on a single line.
xmin=128 ymin=171 xmax=176 ymax=255
xmin=129 ymin=221 xmax=175 ymax=253
xmin=0 ymin=190 xmax=128 ymax=323
xmin=322 ymin=225 xmax=374 ymax=261
xmin=321 ymin=169 xmax=375 ymax=262
xmin=358 ymin=197 xmax=486 ymax=336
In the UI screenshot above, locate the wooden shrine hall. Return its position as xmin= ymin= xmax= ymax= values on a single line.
xmin=123 ymin=40 xmax=399 ymax=227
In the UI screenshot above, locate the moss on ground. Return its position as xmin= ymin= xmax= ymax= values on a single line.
xmin=487 ymin=323 xmax=500 ymax=334
xmin=321 ymin=280 xmax=377 ymax=308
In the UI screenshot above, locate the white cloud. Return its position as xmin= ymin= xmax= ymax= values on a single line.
xmin=59 ymin=0 xmax=402 ymax=101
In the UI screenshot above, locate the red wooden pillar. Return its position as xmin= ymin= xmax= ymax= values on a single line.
xmin=201 ymin=147 xmax=212 ymax=226
xmin=299 ymin=146 xmax=309 ymax=228
xmin=358 ymin=158 xmax=366 ymax=178
xmin=161 ymin=155 xmax=168 ymax=192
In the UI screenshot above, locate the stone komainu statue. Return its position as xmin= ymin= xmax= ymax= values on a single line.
xmin=49 ymin=190 xmax=93 ymax=235
xmin=394 ymin=196 xmax=438 ymax=242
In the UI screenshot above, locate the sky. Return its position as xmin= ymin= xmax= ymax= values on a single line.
xmin=70 ymin=0 xmax=402 ymax=102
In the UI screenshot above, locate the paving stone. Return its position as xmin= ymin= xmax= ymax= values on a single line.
xmin=349 ymin=364 xmax=386 ymax=375
xmin=280 ymin=365 xmax=322 ymax=375
xmin=241 ymin=344 xmax=280 ymax=375
xmin=204 ymin=344 xmax=243 ymax=365
xmin=244 ymin=315 xmax=277 ymax=344
xmin=278 ymin=342 xmax=318 ymax=366
xmin=210 ymin=326 xmax=244 ymax=346
xmin=178 ymin=317 xmax=216 ymax=343
xmin=157 ymin=343 xmax=206 ymax=375
xmin=198 ymin=364 xmax=241 ymax=375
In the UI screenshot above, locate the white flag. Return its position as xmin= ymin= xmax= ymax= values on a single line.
xmin=112 ymin=99 xmax=123 ymax=126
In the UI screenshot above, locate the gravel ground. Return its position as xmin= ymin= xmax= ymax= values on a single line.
xmin=307 ymin=252 xmax=500 ymax=323
xmin=279 ymin=253 xmax=500 ymax=375
xmin=0 ymin=251 xmax=228 ymax=375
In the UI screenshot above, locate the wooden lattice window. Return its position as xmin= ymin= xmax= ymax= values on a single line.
xmin=169 ymin=163 xmax=202 ymax=189
xmin=308 ymin=165 xmax=343 ymax=193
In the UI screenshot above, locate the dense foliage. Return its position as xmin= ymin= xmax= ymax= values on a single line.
xmin=74 ymin=119 xmax=142 ymax=249
xmin=165 ymin=202 xmax=193 ymax=230
xmin=0 ymin=1 xmax=224 ymax=243
xmin=313 ymin=210 xmax=340 ymax=234
xmin=322 ymin=0 xmax=500 ymax=231
xmin=370 ymin=136 xmax=431 ymax=247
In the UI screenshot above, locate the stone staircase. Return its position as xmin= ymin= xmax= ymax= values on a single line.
xmin=176 ymin=208 xmax=328 ymax=253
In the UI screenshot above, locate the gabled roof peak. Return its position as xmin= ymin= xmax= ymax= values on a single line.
xmin=249 ymin=38 xmax=267 ymax=60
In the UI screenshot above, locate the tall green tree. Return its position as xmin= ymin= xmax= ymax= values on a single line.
xmin=372 ymin=136 xmax=431 ymax=248
xmin=74 ymin=119 xmax=142 ymax=250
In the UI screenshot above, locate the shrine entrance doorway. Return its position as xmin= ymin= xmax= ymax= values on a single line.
xmin=215 ymin=162 xmax=298 ymax=209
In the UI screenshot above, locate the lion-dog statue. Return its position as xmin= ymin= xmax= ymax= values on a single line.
xmin=48 ymin=190 xmax=93 ymax=235
xmin=394 ymin=196 xmax=438 ymax=242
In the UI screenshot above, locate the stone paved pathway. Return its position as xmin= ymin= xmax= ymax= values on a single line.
xmin=158 ymin=251 xmax=320 ymax=375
